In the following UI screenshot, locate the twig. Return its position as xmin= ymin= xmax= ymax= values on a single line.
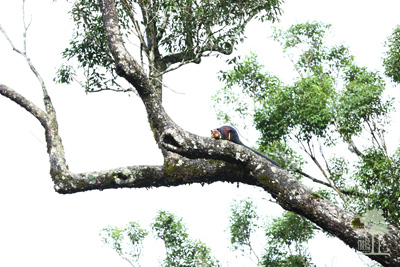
xmin=121 ymin=0 xmax=149 ymax=59
xmin=318 ymin=139 xmax=331 ymax=175
xmin=0 ymin=2 xmax=55 ymax=116
xmin=273 ymin=145 xmax=362 ymax=196
xmin=309 ymin=150 xmax=358 ymax=215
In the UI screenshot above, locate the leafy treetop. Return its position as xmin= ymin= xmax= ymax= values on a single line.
xmin=55 ymin=0 xmax=283 ymax=96
xmin=214 ymin=21 xmax=399 ymax=225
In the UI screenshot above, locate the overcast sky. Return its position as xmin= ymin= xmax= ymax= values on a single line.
xmin=1 ymin=0 xmax=399 ymax=266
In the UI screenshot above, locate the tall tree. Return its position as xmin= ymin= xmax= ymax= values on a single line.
xmin=262 ymin=211 xmax=315 ymax=267
xmin=1 ymin=2 xmax=399 ymax=267
xmin=214 ymin=21 xmax=400 ymax=265
xmin=228 ymin=199 xmax=316 ymax=266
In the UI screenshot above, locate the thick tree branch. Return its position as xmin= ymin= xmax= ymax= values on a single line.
xmin=98 ymin=0 xmax=172 ymax=146
xmin=159 ymin=42 xmax=232 ymax=74
xmin=0 ymin=83 xmax=48 ymax=126
xmin=51 ymin=156 xmax=246 ymax=194
xmin=0 ymin=83 xmax=68 ymax=173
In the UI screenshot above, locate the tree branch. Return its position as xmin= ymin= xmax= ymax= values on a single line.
xmin=51 ymin=156 xmax=246 ymax=194
xmin=120 ymin=0 xmax=149 ymax=59
xmin=274 ymin=144 xmax=363 ymax=196
xmin=0 ymin=8 xmax=54 ymax=115
xmin=289 ymin=168 xmax=364 ymax=197
xmin=0 ymin=83 xmax=68 ymax=172
xmin=0 ymin=83 xmax=48 ymax=127
xmin=346 ymin=137 xmax=364 ymax=157
xmin=0 ymin=3 xmax=67 ymax=173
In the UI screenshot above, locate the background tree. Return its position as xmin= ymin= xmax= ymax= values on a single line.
xmin=101 ymin=210 xmax=219 ymax=266
xmin=262 ymin=211 xmax=316 ymax=267
xmin=214 ymin=21 xmax=399 ymax=263
xmin=102 ymin=199 xmax=316 ymax=267
xmin=152 ymin=210 xmax=220 ymax=267
xmin=100 ymin=221 xmax=148 ymax=266
xmin=229 ymin=199 xmax=260 ymax=263
xmin=229 ymin=199 xmax=316 ymax=267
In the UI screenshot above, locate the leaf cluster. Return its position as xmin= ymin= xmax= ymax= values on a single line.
xmin=157 ymin=0 xmax=282 ymax=57
xmin=353 ymin=148 xmax=400 ymax=226
xmin=215 ymin=21 xmax=394 ymax=149
xmin=383 ymin=24 xmax=400 ymax=83
xmin=228 ymin=199 xmax=316 ymax=266
xmin=152 ymin=210 xmax=220 ymax=267
xmin=337 ymin=65 xmax=392 ymax=141
xmin=272 ymin=22 xmax=353 ymax=77
xmin=254 ymin=73 xmax=335 ymax=144
xmin=229 ymin=198 xmax=259 ymax=253
xmin=213 ymin=52 xmax=282 ymax=128
xmin=100 ymin=221 xmax=148 ymax=266
xmin=262 ymin=212 xmax=315 ymax=267
xmin=55 ymin=0 xmax=133 ymax=92
xmin=101 ymin=200 xmax=319 ymax=266
xmin=101 ymin=210 xmax=219 ymax=266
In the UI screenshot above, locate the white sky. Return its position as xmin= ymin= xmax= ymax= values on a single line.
xmin=0 ymin=0 xmax=399 ymax=266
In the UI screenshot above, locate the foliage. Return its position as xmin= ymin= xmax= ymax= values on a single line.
xmin=100 ymin=210 xmax=219 ymax=266
xmin=100 ymin=221 xmax=148 ymax=266
xmin=228 ymin=199 xmax=316 ymax=266
xmin=337 ymin=65 xmax=392 ymax=142
xmin=55 ymin=0 xmax=283 ymax=92
xmin=383 ymin=25 xmax=400 ymax=83
xmin=353 ymin=147 xmax=400 ymax=226
xmin=100 ymin=201 xmax=318 ymax=266
xmin=152 ymin=210 xmax=220 ymax=267
xmin=229 ymin=199 xmax=259 ymax=258
xmin=262 ymin=212 xmax=315 ymax=267
xmin=54 ymin=0 xmax=130 ymax=92
xmin=254 ymin=73 xmax=335 ymax=144
xmin=327 ymin=156 xmax=349 ymax=189
xmin=271 ymin=22 xmax=353 ymax=77
xmin=154 ymin=0 xmax=282 ymax=57
xmin=213 ymin=21 xmax=398 ymax=224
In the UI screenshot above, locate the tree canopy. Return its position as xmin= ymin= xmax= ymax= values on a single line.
xmin=214 ymin=21 xmax=400 ymax=265
xmin=56 ymin=0 xmax=282 ymax=97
